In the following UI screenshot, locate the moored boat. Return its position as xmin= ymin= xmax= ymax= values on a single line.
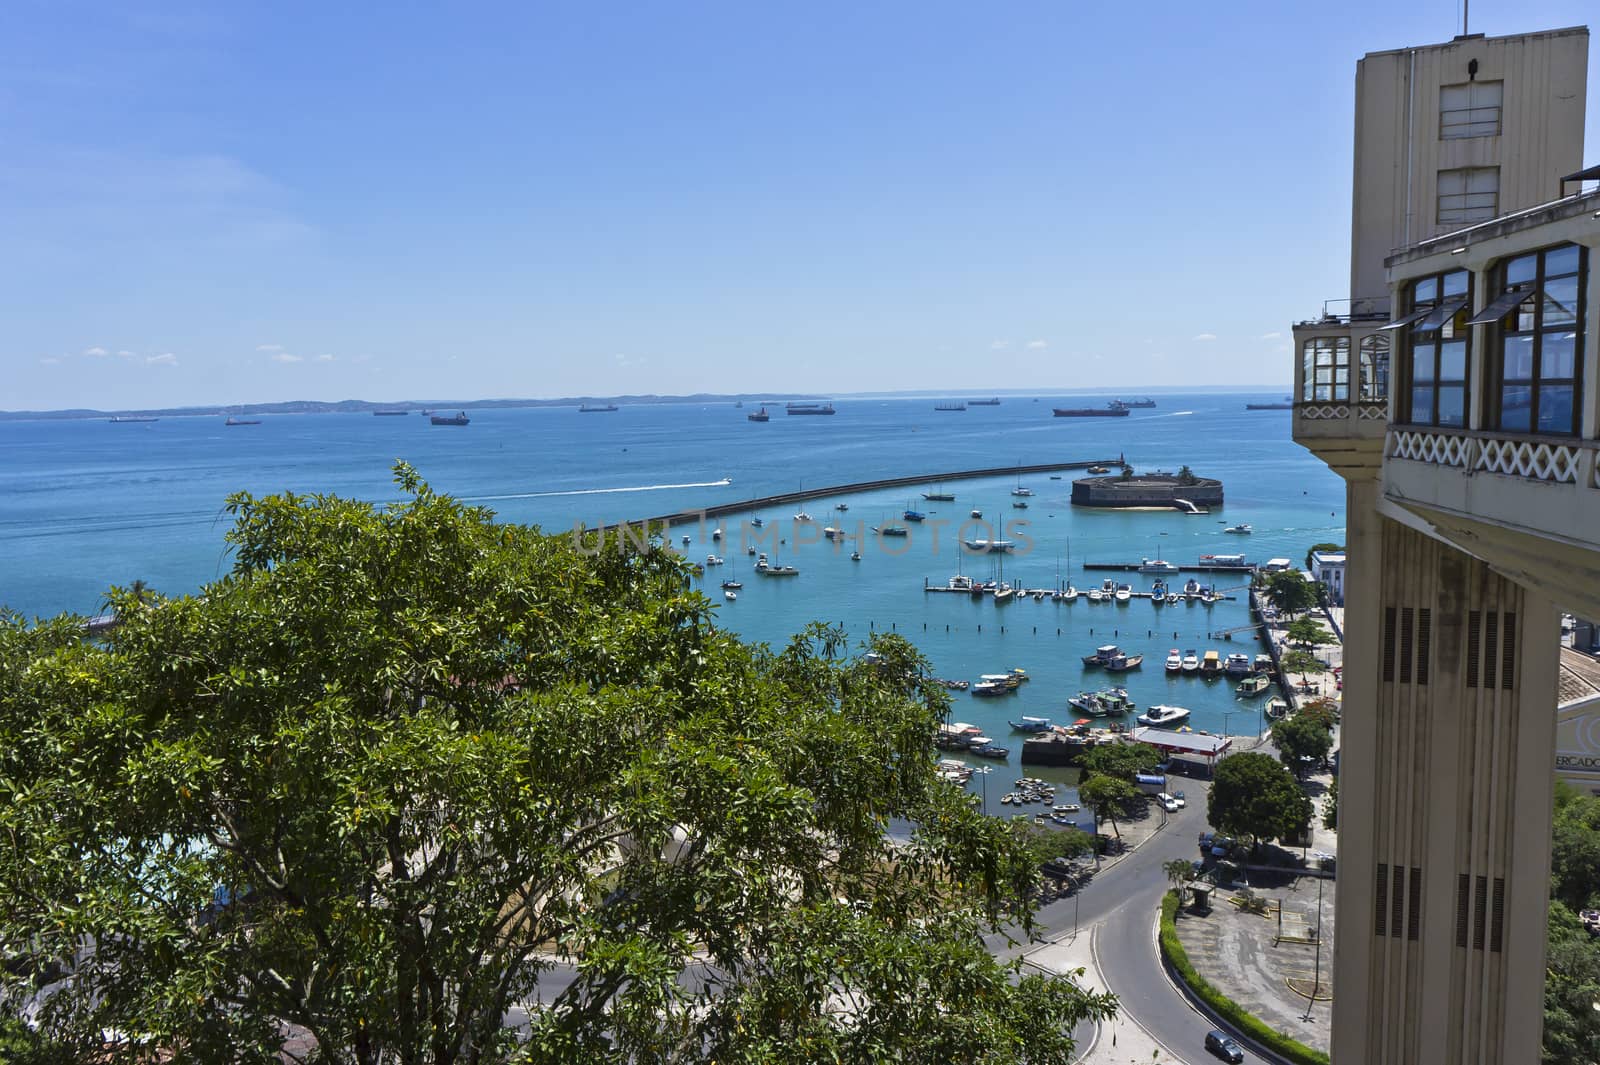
xmin=1224 ymin=523 xmax=1253 ymax=534
xmin=1237 ymin=674 xmax=1272 ymax=697
xmin=1009 ymin=716 xmax=1053 ymax=732
xmin=1137 ymin=704 xmax=1192 ymax=728
xmin=1165 ymin=648 xmax=1183 ymax=673
xmin=747 ymin=406 xmax=770 ymax=422
xmin=430 ymin=411 xmax=470 ymax=426
xmin=1182 ymin=650 xmax=1200 ymax=673
xmin=1224 ymin=653 xmax=1253 ymax=677
xmin=1200 ymin=651 xmax=1223 ymax=679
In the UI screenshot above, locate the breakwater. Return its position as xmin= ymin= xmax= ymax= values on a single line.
xmin=596 ymin=456 xmax=1126 ymax=532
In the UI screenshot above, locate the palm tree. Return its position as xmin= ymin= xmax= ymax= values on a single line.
xmin=1164 ymin=858 xmax=1194 ymax=905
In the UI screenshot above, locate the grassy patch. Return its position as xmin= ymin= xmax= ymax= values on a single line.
xmin=1158 ymin=891 xmax=1330 ymax=1065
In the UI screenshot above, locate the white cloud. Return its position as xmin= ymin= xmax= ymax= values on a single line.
xmin=1192 ymin=332 xmax=1218 ymax=342
xmin=1026 ymin=339 xmax=1048 ymax=350
xmin=145 ymin=352 xmax=178 ymax=367
xmin=1259 ymin=331 xmax=1282 ymax=341
xmin=116 ymin=349 xmax=136 ymax=358
xmin=270 ymin=352 xmax=303 ymax=364
xmin=256 ymin=343 xmax=283 ymax=352
xmin=39 ymin=356 xmax=63 ymax=365
xmin=82 ymin=345 xmax=109 ymax=357
xmin=316 ymin=353 xmax=335 ymax=362
xmin=990 ymin=339 xmax=1009 ymax=350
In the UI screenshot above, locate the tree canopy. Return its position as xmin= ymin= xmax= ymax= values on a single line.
xmin=1078 ymin=742 xmax=1161 ymax=782
xmin=1280 ymin=649 xmax=1323 ymax=680
xmin=1206 ymin=753 xmax=1312 ymax=849
xmin=1285 ymin=617 xmax=1333 ymax=648
xmin=1303 ymin=543 xmax=1342 ymax=571
xmin=1544 ymin=783 xmax=1600 ymax=1063
xmin=1270 ymin=715 xmax=1334 ymax=777
xmin=1261 ymin=571 xmax=1317 ymax=617
xmin=1077 ymin=775 xmax=1138 ymax=840
xmin=0 ymin=466 xmax=1113 ymax=1065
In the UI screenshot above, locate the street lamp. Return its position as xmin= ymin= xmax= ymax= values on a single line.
xmin=973 ymin=765 xmax=992 ymax=814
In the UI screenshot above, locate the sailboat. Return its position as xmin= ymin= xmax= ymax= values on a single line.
xmin=1011 ymin=464 xmax=1034 ymax=498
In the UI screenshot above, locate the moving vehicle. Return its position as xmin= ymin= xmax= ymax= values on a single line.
xmin=1204 ymin=1030 xmax=1245 ymax=1063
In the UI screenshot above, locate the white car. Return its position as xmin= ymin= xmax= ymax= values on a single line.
xmin=1158 ymin=793 xmax=1180 ymax=813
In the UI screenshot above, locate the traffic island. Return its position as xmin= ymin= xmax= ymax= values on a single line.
xmin=1158 ymin=890 xmax=1331 ymax=1065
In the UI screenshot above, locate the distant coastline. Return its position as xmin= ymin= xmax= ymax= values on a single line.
xmin=1 ymin=385 xmax=1292 ymax=423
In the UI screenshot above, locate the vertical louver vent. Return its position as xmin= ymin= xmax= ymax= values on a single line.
xmin=1375 ymin=863 xmax=1389 ymax=937
xmin=1407 ymin=867 xmax=1422 ymax=940
xmin=1501 ymin=612 xmax=1516 ymax=690
xmin=1392 ymin=862 xmax=1407 ymax=939
xmin=1490 ymin=878 xmax=1505 ymax=952
xmin=1473 ymin=874 xmax=1488 ymax=950
xmin=1382 ymin=608 xmax=1397 ymax=682
xmin=1467 ymin=610 xmax=1481 ymax=688
xmin=1483 ymin=612 xmax=1498 ymax=690
xmin=1417 ymin=609 xmax=1431 ymax=686
xmin=1399 ymin=608 xmax=1414 ymax=684
xmin=1455 ymin=873 xmax=1470 ymax=947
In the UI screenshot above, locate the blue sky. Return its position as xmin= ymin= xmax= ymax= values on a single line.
xmin=4 ymin=1 xmax=1597 ymax=409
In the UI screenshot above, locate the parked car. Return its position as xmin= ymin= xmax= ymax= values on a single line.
xmin=1159 ymin=794 xmax=1180 ymax=813
xmin=1172 ymin=789 xmax=1187 ymax=808
xmin=1204 ymin=1029 xmax=1245 ymax=1062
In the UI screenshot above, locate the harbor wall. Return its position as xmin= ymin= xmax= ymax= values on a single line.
xmin=1070 ymin=475 xmax=1224 ymax=509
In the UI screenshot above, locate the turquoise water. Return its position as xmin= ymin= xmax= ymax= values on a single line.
xmin=1 ymin=392 xmax=1341 ymax=807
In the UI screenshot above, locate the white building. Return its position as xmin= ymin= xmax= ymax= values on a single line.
xmin=1310 ymin=550 xmax=1347 ymax=605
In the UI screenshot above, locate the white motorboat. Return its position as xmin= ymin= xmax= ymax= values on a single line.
xmin=794 ymin=509 xmax=813 ymax=522
xmin=1055 ymin=583 xmax=1079 ymax=602
xmin=1181 ymin=650 xmax=1200 ymax=673
xmin=723 ymin=590 xmax=738 ymax=601
xmin=705 ymin=555 xmax=723 ymax=566
xmin=1137 ymin=704 xmax=1192 ymax=728
xmin=1224 ymin=653 xmax=1253 ymax=677
xmin=1011 ymin=486 xmax=1034 ymax=497
xmin=970 ymin=508 xmax=983 ymax=518
xmin=850 ymin=550 xmax=862 ymax=561
xmin=1114 ymin=584 xmax=1132 ymax=604
xmin=1087 ymin=589 xmax=1105 ymax=603
xmin=1224 ymin=523 xmax=1253 ymax=534
xmin=1138 ymin=557 xmax=1180 ymax=574
xmin=1165 ymin=648 xmax=1183 ymax=673
xmin=823 ymin=525 xmax=845 ymax=541
xmin=963 ymin=539 xmax=1016 ymax=553
xmin=711 ymin=527 xmax=724 ymax=541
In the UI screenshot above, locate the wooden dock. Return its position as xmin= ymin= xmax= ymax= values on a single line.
xmin=1082 ymin=562 xmax=1256 ymax=573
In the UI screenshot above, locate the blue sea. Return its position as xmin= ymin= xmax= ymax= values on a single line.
xmin=0 ymin=392 xmax=1341 ymax=810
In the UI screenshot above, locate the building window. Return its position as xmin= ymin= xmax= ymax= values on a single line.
xmin=1359 ymin=334 xmax=1390 ymax=401
xmin=1399 ymin=269 xmax=1471 ymax=427
xmin=1302 ymin=337 xmax=1350 ymax=402
xmin=1440 ymin=81 xmax=1503 ymax=139
xmin=1438 ymin=167 xmax=1499 ymax=226
xmin=1484 ymin=243 xmax=1586 ymax=435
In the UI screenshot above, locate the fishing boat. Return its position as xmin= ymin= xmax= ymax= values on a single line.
xmin=747 ymin=406 xmax=770 ymax=422
xmin=1237 ymin=674 xmax=1272 ymax=697
xmin=1200 ymin=651 xmax=1223 ymax=679
xmin=903 ymin=506 xmax=926 ymax=522
xmin=1182 ymin=650 xmax=1200 ymax=673
xmin=430 ymin=411 xmax=470 ymax=426
xmin=1165 ymin=649 xmax=1183 ymax=673
xmin=1099 ymin=687 xmax=1136 ymax=713
xmin=1010 ymin=716 xmax=1053 ymax=732
xmin=1069 ymin=691 xmax=1109 ymax=717
xmin=1266 ymin=698 xmax=1291 ymax=720
xmin=1137 ymin=704 xmax=1192 ymax=728
xmin=1224 ymin=653 xmax=1253 ymax=677
xmin=970 ymin=743 xmax=1010 ymax=760
xmin=1224 ymin=523 xmax=1253 ymax=534
xmin=971 ymin=680 xmax=1011 ymax=697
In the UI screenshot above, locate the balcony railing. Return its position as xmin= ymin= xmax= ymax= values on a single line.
xmin=1386 ymin=426 xmax=1600 ymax=487
xmin=1297 ymin=401 xmax=1390 ymax=422
xmin=1293 ymin=296 xmax=1393 ymax=328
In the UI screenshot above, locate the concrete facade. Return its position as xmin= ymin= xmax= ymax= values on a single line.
xmin=1310 ymin=550 xmax=1347 ymax=605
xmin=1288 ymin=23 xmax=1594 ymax=1065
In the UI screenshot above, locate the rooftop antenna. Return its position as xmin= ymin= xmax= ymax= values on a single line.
xmin=1462 ymin=0 xmax=1468 ymax=37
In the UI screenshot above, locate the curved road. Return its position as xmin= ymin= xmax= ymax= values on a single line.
xmin=995 ymin=782 xmax=1289 ymax=1064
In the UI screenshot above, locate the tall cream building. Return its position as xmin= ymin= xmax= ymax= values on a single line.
xmin=1290 ymin=25 xmax=1596 ymax=1065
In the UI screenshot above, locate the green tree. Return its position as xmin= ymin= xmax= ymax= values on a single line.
xmin=1015 ymin=821 xmax=1095 ymax=866
xmin=1118 ymin=463 xmax=1134 ymax=481
xmin=1280 ymin=649 xmax=1323 ymax=684
xmin=1285 ymin=616 xmax=1333 ymax=648
xmin=1175 ymin=465 xmax=1197 ymax=486
xmin=0 ymin=466 xmax=1113 ymax=1065
xmin=1163 ymin=858 xmax=1194 ymax=904
xmin=1078 ymin=775 xmax=1138 ymax=840
xmin=1262 ymin=570 xmax=1317 ymax=617
xmin=1270 ymin=714 xmax=1334 ymax=778
xmin=1551 ymin=781 xmax=1600 ymax=911
xmin=1322 ymin=775 xmax=1338 ymax=830
xmin=1079 ymin=742 xmax=1161 ymax=782
xmin=1298 ymin=697 xmax=1340 ymax=731
xmin=1206 ymin=752 xmax=1312 ymax=850
xmin=1542 ymin=903 xmax=1600 ymax=1064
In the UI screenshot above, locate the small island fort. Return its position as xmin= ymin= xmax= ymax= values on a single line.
xmin=1070 ymin=467 xmax=1223 ymax=510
